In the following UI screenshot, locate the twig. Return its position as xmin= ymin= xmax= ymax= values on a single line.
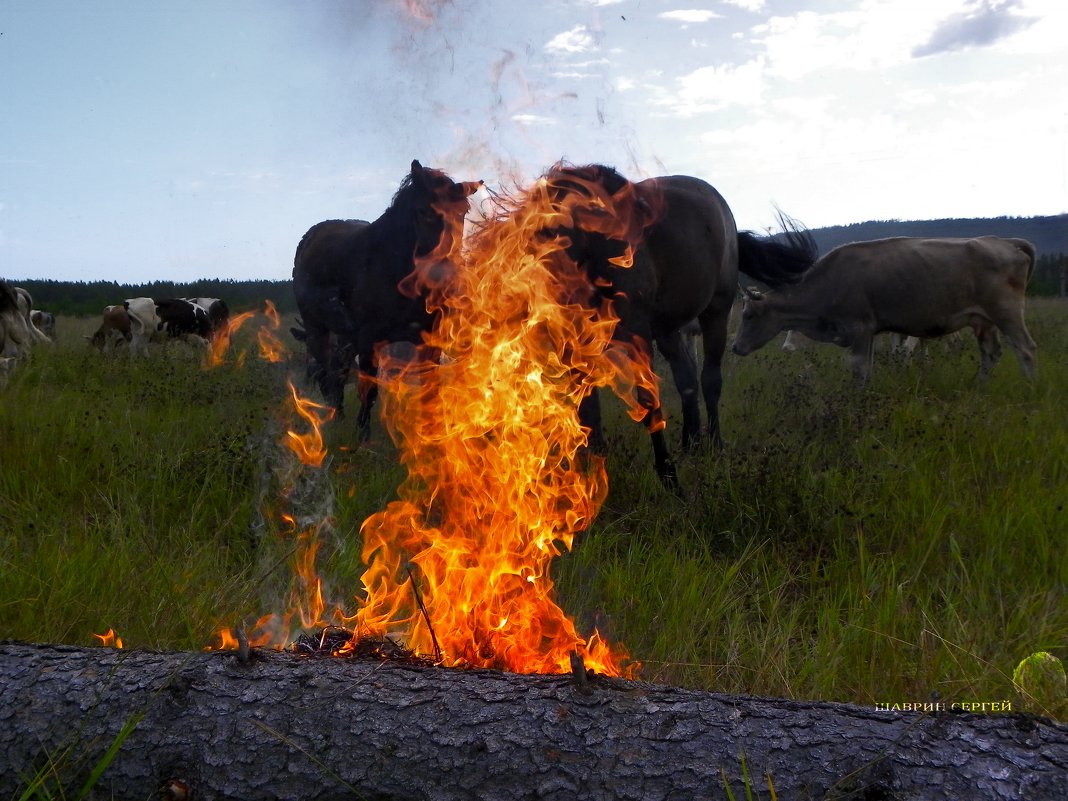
xmin=405 ymin=563 xmax=442 ymax=663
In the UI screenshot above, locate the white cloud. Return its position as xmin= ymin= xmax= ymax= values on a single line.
xmin=659 ymin=10 xmax=721 ymax=24
xmin=722 ymin=0 xmax=766 ymax=10
xmin=545 ymin=25 xmax=597 ymax=54
xmin=654 ymin=57 xmax=767 ymax=115
xmin=748 ymin=2 xmax=965 ymax=78
xmin=512 ymin=114 xmax=557 ymax=126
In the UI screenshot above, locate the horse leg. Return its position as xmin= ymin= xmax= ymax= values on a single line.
xmin=637 ymin=383 xmax=680 ymax=495
xmin=656 ymin=328 xmax=701 ymax=453
xmin=698 ymin=307 xmax=729 ymax=448
xmin=578 ymin=388 xmax=606 ymax=454
xmin=623 ymin=328 xmax=680 ymax=493
xmin=355 ymin=354 xmax=377 ymax=442
xmin=302 ymin=324 xmax=345 ymax=413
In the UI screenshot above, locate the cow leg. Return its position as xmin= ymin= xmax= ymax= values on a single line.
xmin=975 ymin=323 xmax=1002 ymax=381
xmin=847 ymin=336 xmax=874 ymax=385
xmin=655 ymin=328 xmax=701 ymax=453
xmin=997 ymin=319 xmax=1037 ymax=382
xmin=698 ymin=305 xmax=730 ymax=448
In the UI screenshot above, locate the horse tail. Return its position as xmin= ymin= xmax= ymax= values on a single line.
xmin=737 ymin=212 xmax=818 ymax=289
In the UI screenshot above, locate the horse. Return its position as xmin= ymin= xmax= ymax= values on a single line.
xmin=540 ymin=163 xmax=818 ymax=491
xmin=292 ymin=160 xmax=481 ymax=438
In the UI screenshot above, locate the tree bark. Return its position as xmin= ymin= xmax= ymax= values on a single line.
xmin=0 ymin=642 xmax=1065 ymax=801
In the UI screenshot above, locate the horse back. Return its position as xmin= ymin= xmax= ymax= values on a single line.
xmin=634 ymin=175 xmax=739 ymax=330
xmin=293 ymin=219 xmax=371 ymax=286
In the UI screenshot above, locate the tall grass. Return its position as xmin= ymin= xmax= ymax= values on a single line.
xmin=1 ymin=303 xmax=1065 ymax=718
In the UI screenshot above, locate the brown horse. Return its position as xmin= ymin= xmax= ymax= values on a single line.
xmin=541 ymin=163 xmax=818 ymax=491
xmin=292 ymin=160 xmax=481 ymax=438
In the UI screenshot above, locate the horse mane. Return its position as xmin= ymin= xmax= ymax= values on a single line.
xmin=544 ymin=161 xmax=630 ymax=197
xmin=737 ymin=211 xmax=819 ymax=288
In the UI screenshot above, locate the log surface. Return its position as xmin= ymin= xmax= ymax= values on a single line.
xmin=0 ymin=642 xmax=1065 ymax=800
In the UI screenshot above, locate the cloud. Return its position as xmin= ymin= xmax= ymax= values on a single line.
xmin=545 ymin=25 xmax=597 ymax=54
xmin=659 ymin=10 xmax=721 ymax=24
xmin=912 ymin=0 xmax=1037 ymax=57
xmin=653 ymin=57 xmax=767 ymax=115
xmin=512 ymin=114 xmax=557 ymax=126
xmin=722 ymin=0 xmax=766 ymax=10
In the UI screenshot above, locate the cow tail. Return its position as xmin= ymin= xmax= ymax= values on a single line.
xmin=1013 ymin=239 xmax=1037 ymax=282
xmin=736 ymin=212 xmax=819 ymax=289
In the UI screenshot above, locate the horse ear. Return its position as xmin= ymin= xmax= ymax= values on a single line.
xmin=411 ymin=159 xmax=423 ymax=174
xmin=460 ymin=179 xmax=483 ymax=197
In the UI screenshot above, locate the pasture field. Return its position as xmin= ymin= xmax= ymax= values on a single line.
xmin=1 ymin=302 xmax=1066 ymax=721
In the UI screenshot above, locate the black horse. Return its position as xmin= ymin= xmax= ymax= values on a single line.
xmin=540 ymin=163 xmax=818 ymax=491
xmin=292 ymin=160 xmax=481 ymax=438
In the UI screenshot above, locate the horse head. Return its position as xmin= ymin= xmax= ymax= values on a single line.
xmin=539 ymin=163 xmax=658 ymax=285
xmin=401 ymin=160 xmax=482 ymax=263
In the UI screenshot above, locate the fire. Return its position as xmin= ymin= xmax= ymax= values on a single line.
xmin=257 ymin=299 xmax=289 ymax=363
xmin=203 ymin=300 xmax=289 ymax=368
xmin=349 ymin=169 xmax=655 ymax=677
xmin=283 ymin=379 xmax=334 ymax=467
xmin=92 ymin=628 xmax=123 ymax=648
xmin=205 ymin=310 xmax=256 ymax=367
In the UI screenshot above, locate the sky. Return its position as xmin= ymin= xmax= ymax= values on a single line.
xmin=2 ymin=0 xmax=1066 ymax=284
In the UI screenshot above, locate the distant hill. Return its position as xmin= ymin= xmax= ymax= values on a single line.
xmin=801 ymin=214 xmax=1067 ymax=259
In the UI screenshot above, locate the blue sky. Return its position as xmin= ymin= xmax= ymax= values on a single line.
xmin=2 ymin=0 xmax=1065 ymax=283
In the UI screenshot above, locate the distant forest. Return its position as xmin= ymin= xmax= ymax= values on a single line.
xmin=9 ymin=215 xmax=1067 ymax=315
xmin=8 ymin=279 xmax=296 ymax=318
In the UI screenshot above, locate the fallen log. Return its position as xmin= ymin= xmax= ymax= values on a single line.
xmin=0 ymin=641 xmax=1065 ymax=800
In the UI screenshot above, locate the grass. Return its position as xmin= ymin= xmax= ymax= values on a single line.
xmin=1 ymin=302 xmax=1066 ymax=721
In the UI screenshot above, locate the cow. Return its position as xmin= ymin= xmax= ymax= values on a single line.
xmin=86 ymin=305 xmax=133 ymax=352
xmin=154 ymin=298 xmax=212 ymax=343
xmin=30 ymin=310 xmax=56 ymax=340
xmin=2 ymin=281 xmax=30 ymax=359
xmin=12 ymin=286 xmax=50 ymax=344
xmin=185 ymin=297 xmax=230 ymax=337
xmin=1 ymin=280 xmax=41 ymax=381
xmin=731 ymin=236 xmax=1037 ymax=384
xmin=121 ymin=297 xmax=164 ymax=356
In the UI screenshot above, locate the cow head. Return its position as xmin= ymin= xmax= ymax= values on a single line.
xmin=731 ymin=292 xmax=783 ymax=356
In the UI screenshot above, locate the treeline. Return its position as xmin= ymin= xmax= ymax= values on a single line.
xmin=10 ymin=279 xmax=297 ymax=318
xmin=804 ymin=214 xmax=1068 ymax=261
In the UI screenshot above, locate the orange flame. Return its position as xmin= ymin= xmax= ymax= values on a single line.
xmin=92 ymin=628 xmax=123 ymax=648
xmin=205 ymin=310 xmax=256 ymax=367
xmin=257 ymin=300 xmax=289 ymax=363
xmin=350 ymin=170 xmax=655 ymax=677
xmin=283 ymin=379 xmax=334 ymax=467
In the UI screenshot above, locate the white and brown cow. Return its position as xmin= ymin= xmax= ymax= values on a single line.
xmin=12 ymin=286 xmax=51 ymax=345
xmin=732 ymin=236 xmax=1037 ymax=384
xmin=1 ymin=281 xmax=40 ymax=382
xmin=86 ymin=305 xmax=133 ymax=352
